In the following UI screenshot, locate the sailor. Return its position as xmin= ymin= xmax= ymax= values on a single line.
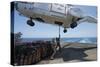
xmin=50 ymin=38 xmax=61 ymax=60
xmin=56 ymin=37 xmax=61 ymax=52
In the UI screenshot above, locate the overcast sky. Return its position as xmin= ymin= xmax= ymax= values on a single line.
xmin=14 ymin=3 xmax=97 ymax=38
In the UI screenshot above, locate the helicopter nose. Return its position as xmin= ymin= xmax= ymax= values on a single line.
xmin=14 ymin=2 xmax=24 ymax=11
xmin=15 ymin=2 xmax=18 ymax=10
xmin=15 ymin=2 xmax=24 ymax=11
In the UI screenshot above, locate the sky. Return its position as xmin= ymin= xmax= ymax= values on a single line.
xmin=14 ymin=3 xmax=97 ymax=38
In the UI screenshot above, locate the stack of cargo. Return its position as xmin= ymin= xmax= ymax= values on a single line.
xmin=14 ymin=41 xmax=54 ymax=65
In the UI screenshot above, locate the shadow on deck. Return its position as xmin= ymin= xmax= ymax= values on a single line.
xmin=54 ymin=46 xmax=97 ymax=61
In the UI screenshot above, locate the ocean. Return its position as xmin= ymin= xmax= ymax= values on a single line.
xmin=21 ymin=37 xmax=97 ymax=44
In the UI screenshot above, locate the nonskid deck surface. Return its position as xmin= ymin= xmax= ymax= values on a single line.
xmin=38 ymin=43 xmax=97 ymax=64
xmin=14 ymin=41 xmax=97 ymax=65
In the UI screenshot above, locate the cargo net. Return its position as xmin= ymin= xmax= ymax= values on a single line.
xmin=14 ymin=41 xmax=54 ymax=65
